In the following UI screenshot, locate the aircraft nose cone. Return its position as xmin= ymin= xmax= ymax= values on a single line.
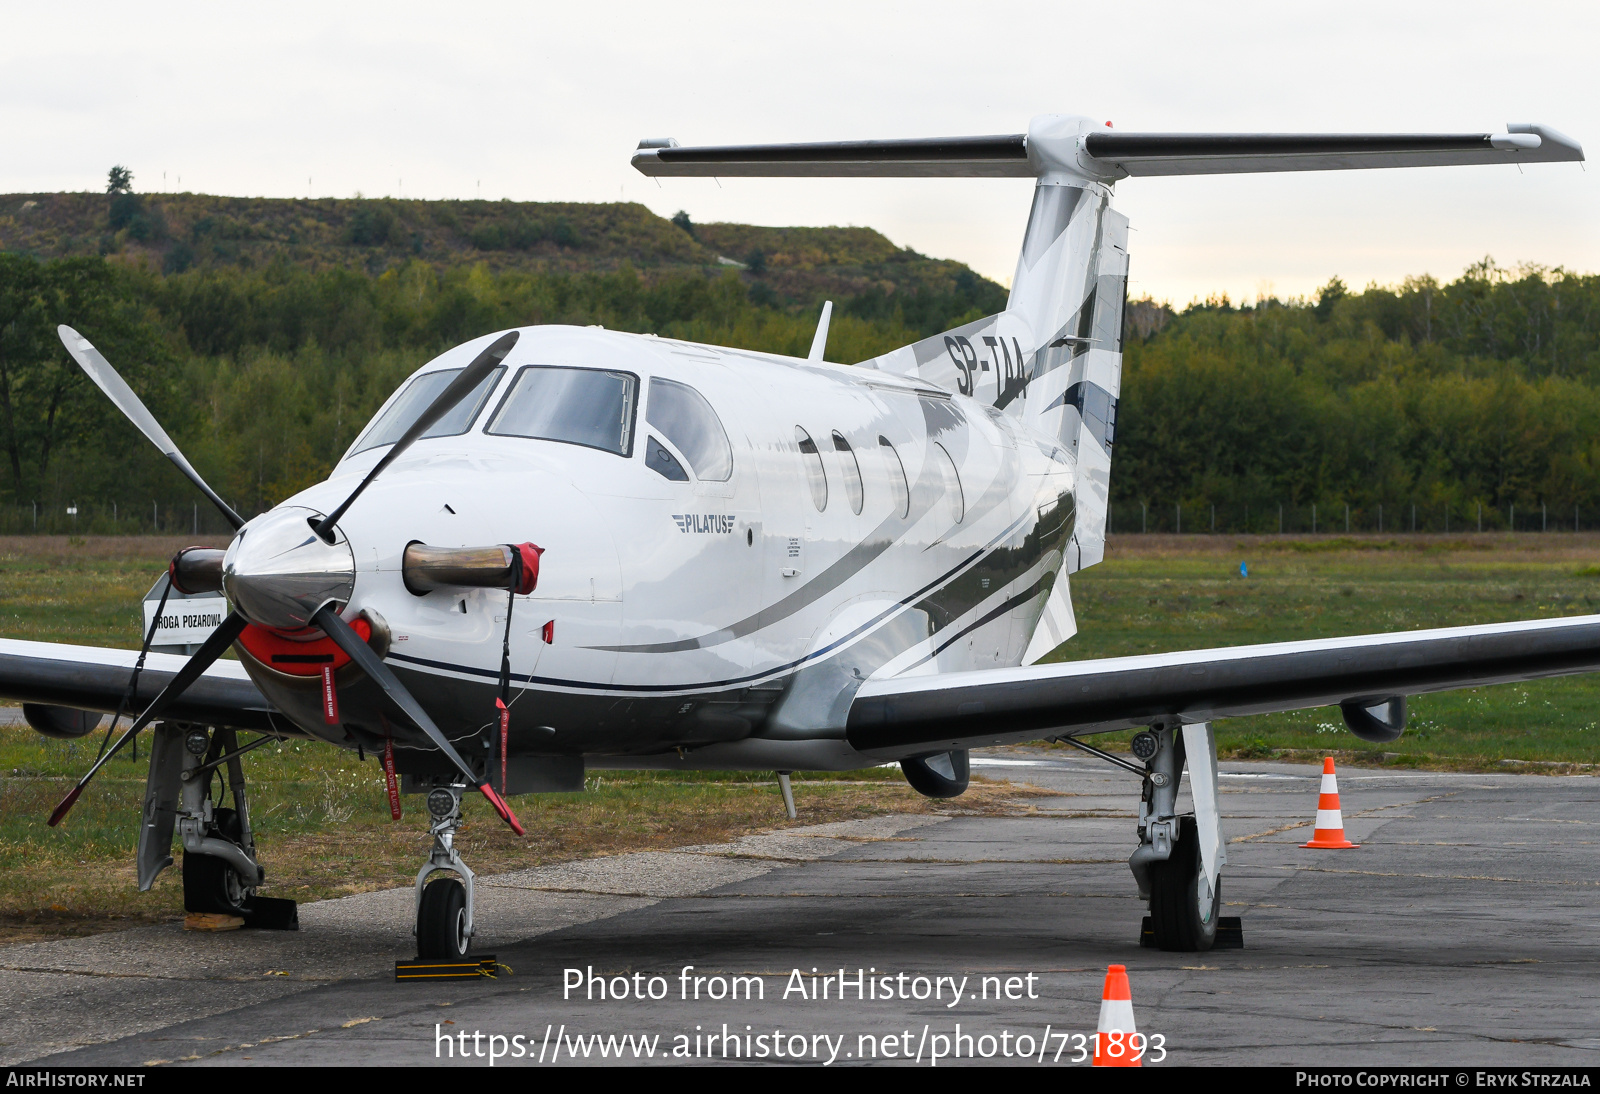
xmin=222 ymin=506 xmax=356 ymax=629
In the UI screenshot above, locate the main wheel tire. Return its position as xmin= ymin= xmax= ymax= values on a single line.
xmin=417 ymin=878 xmax=469 ymax=959
xmin=182 ymin=809 xmax=251 ymax=915
xmin=1147 ymin=815 xmax=1220 ymax=952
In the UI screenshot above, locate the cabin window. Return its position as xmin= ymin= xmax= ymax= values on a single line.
xmin=350 ymin=365 xmax=506 ymax=457
xmin=796 ymin=427 xmax=828 ymax=511
xmin=486 ymin=366 xmax=637 ymax=456
xmin=934 ymin=442 xmax=964 ymax=523
xmin=832 ymin=432 xmax=864 ymax=515
xmin=880 ymin=436 xmax=910 ymax=518
xmin=646 ymin=378 xmax=732 ymax=481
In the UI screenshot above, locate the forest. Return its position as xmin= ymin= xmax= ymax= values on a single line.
xmin=1 ymin=183 xmax=1598 ymax=535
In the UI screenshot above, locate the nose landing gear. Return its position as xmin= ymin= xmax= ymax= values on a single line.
xmin=414 ymin=784 xmax=476 ymax=959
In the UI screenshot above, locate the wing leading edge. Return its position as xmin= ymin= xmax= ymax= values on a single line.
xmin=0 ymin=638 xmax=279 ymax=732
xmin=846 ymin=615 xmax=1600 ymax=757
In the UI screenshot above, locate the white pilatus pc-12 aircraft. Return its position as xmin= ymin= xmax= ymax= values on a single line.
xmin=2 ymin=116 xmax=1589 ymax=957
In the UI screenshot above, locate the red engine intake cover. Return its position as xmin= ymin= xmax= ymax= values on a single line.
xmin=513 ymin=542 xmax=543 ymax=595
xmin=238 ymin=618 xmax=372 ymax=677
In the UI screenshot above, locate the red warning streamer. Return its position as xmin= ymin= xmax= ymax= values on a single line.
xmin=320 ymin=665 xmax=339 ymax=724
xmin=383 ymin=737 xmax=401 ymax=820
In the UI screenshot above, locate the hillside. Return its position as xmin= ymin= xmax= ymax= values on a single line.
xmin=0 ymin=190 xmax=998 ymax=308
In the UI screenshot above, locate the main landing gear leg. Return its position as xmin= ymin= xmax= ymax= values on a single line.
xmin=414 ymin=784 xmax=476 ymax=960
xmin=1128 ymin=722 xmax=1227 ymax=951
xmin=157 ymin=725 xmax=296 ymax=928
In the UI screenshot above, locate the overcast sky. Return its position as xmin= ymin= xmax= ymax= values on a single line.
xmin=4 ymin=1 xmax=1596 ymax=305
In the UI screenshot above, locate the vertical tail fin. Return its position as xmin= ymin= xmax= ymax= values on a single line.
xmin=861 ymin=122 xmax=1128 ymax=574
xmin=633 ymin=113 xmax=1571 ymax=663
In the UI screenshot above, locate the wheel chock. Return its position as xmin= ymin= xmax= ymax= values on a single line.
xmin=241 ymin=896 xmax=299 ymax=931
xmin=395 ymin=956 xmax=503 ymax=982
xmin=1139 ymin=914 xmax=1243 ymax=948
xmin=184 ymin=913 xmax=245 ymax=931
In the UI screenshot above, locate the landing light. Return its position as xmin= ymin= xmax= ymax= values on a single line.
xmin=427 ymin=788 xmax=458 ymax=820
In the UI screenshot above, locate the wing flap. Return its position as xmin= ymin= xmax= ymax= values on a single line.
xmin=846 ymin=614 xmax=1600 ymax=756
xmin=0 ymin=638 xmax=278 ymax=732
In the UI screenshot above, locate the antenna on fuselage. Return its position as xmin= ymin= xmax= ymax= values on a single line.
xmin=808 ymin=300 xmax=833 ymax=362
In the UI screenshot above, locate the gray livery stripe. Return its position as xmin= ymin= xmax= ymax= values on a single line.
xmin=387 ymin=507 xmax=1037 ymax=695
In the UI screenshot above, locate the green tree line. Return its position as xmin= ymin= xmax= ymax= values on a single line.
xmin=4 ymin=246 xmax=1600 ymax=534
xmin=0 ymin=253 xmax=993 ymax=526
xmin=1115 ymin=262 xmax=1600 ymax=530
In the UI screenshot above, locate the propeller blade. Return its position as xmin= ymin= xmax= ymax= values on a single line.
xmin=313 ymin=604 xmax=524 ymax=835
xmin=312 ymin=331 xmax=518 ymax=542
xmin=49 ymin=611 xmax=249 ymax=826
xmin=56 ymin=325 xmax=245 ymax=531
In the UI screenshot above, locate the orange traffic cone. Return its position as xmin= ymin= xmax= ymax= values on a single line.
xmin=1301 ymin=756 xmax=1359 ymax=849
xmin=1092 ymin=964 xmax=1141 ymax=1067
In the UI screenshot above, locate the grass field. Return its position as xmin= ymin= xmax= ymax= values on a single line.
xmin=2 ymin=532 xmax=1597 ymax=940
xmin=1056 ymin=533 xmax=1600 ymax=767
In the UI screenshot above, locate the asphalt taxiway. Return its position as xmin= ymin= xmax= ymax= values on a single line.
xmin=4 ymin=751 xmax=1597 ymax=1066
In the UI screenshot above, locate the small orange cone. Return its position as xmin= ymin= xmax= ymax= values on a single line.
xmin=1301 ymin=757 xmax=1359 ymax=849
xmin=1091 ymin=964 xmax=1141 ymax=1067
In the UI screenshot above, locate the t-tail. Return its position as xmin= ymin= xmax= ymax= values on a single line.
xmin=635 ymin=115 xmax=1583 ymax=660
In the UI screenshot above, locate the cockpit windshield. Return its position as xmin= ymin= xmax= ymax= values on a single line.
xmin=349 ymin=365 xmax=506 ymax=457
xmin=486 ymin=366 xmax=638 ymax=456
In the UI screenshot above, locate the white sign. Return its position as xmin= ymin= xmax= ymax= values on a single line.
xmin=143 ymin=597 xmax=229 ymax=646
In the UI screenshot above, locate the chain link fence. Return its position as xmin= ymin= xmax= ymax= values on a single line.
xmin=1110 ymin=501 xmax=1587 ymax=535
xmin=0 ymin=501 xmax=252 ymax=536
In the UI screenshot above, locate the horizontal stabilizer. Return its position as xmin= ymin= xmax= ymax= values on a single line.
xmin=632 ymin=135 xmax=1031 ymax=177
xmin=1083 ymin=124 xmax=1584 ymax=176
xmin=633 ymin=122 xmax=1582 ymax=180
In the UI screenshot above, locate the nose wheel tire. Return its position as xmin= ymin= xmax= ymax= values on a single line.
xmin=417 ymin=878 xmax=470 ymax=959
xmin=1147 ymin=815 xmax=1219 ymax=952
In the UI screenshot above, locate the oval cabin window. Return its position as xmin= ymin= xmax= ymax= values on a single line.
xmin=880 ymin=436 xmax=909 ymax=518
xmin=795 ymin=427 xmax=828 ymax=511
xmin=832 ymin=432 xmax=864 ymax=515
xmin=933 ymin=442 xmax=964 ymax=523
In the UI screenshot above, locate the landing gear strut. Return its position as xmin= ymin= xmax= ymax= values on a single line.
xmin=1128 ymin=722 xmax=1227 ymax=952
xmin=414 ymin=784 xmax=476 ymax=959
xmin=137 ymin=723 xmax=297 ymax=928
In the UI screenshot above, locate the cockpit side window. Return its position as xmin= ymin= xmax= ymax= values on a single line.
xmin=645 ymin=378 xmax=733 ymax=481
xmin=486 ymin=366 xmax=638 ymax=456
xmin=349 ymin=365 xmax=506 ymax=457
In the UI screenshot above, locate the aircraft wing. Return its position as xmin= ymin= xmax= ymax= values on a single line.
xmin=0 ymin=638 xmax=279 ymax=732
xmin=845 ymin=614 xmax=1600 ymax=758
